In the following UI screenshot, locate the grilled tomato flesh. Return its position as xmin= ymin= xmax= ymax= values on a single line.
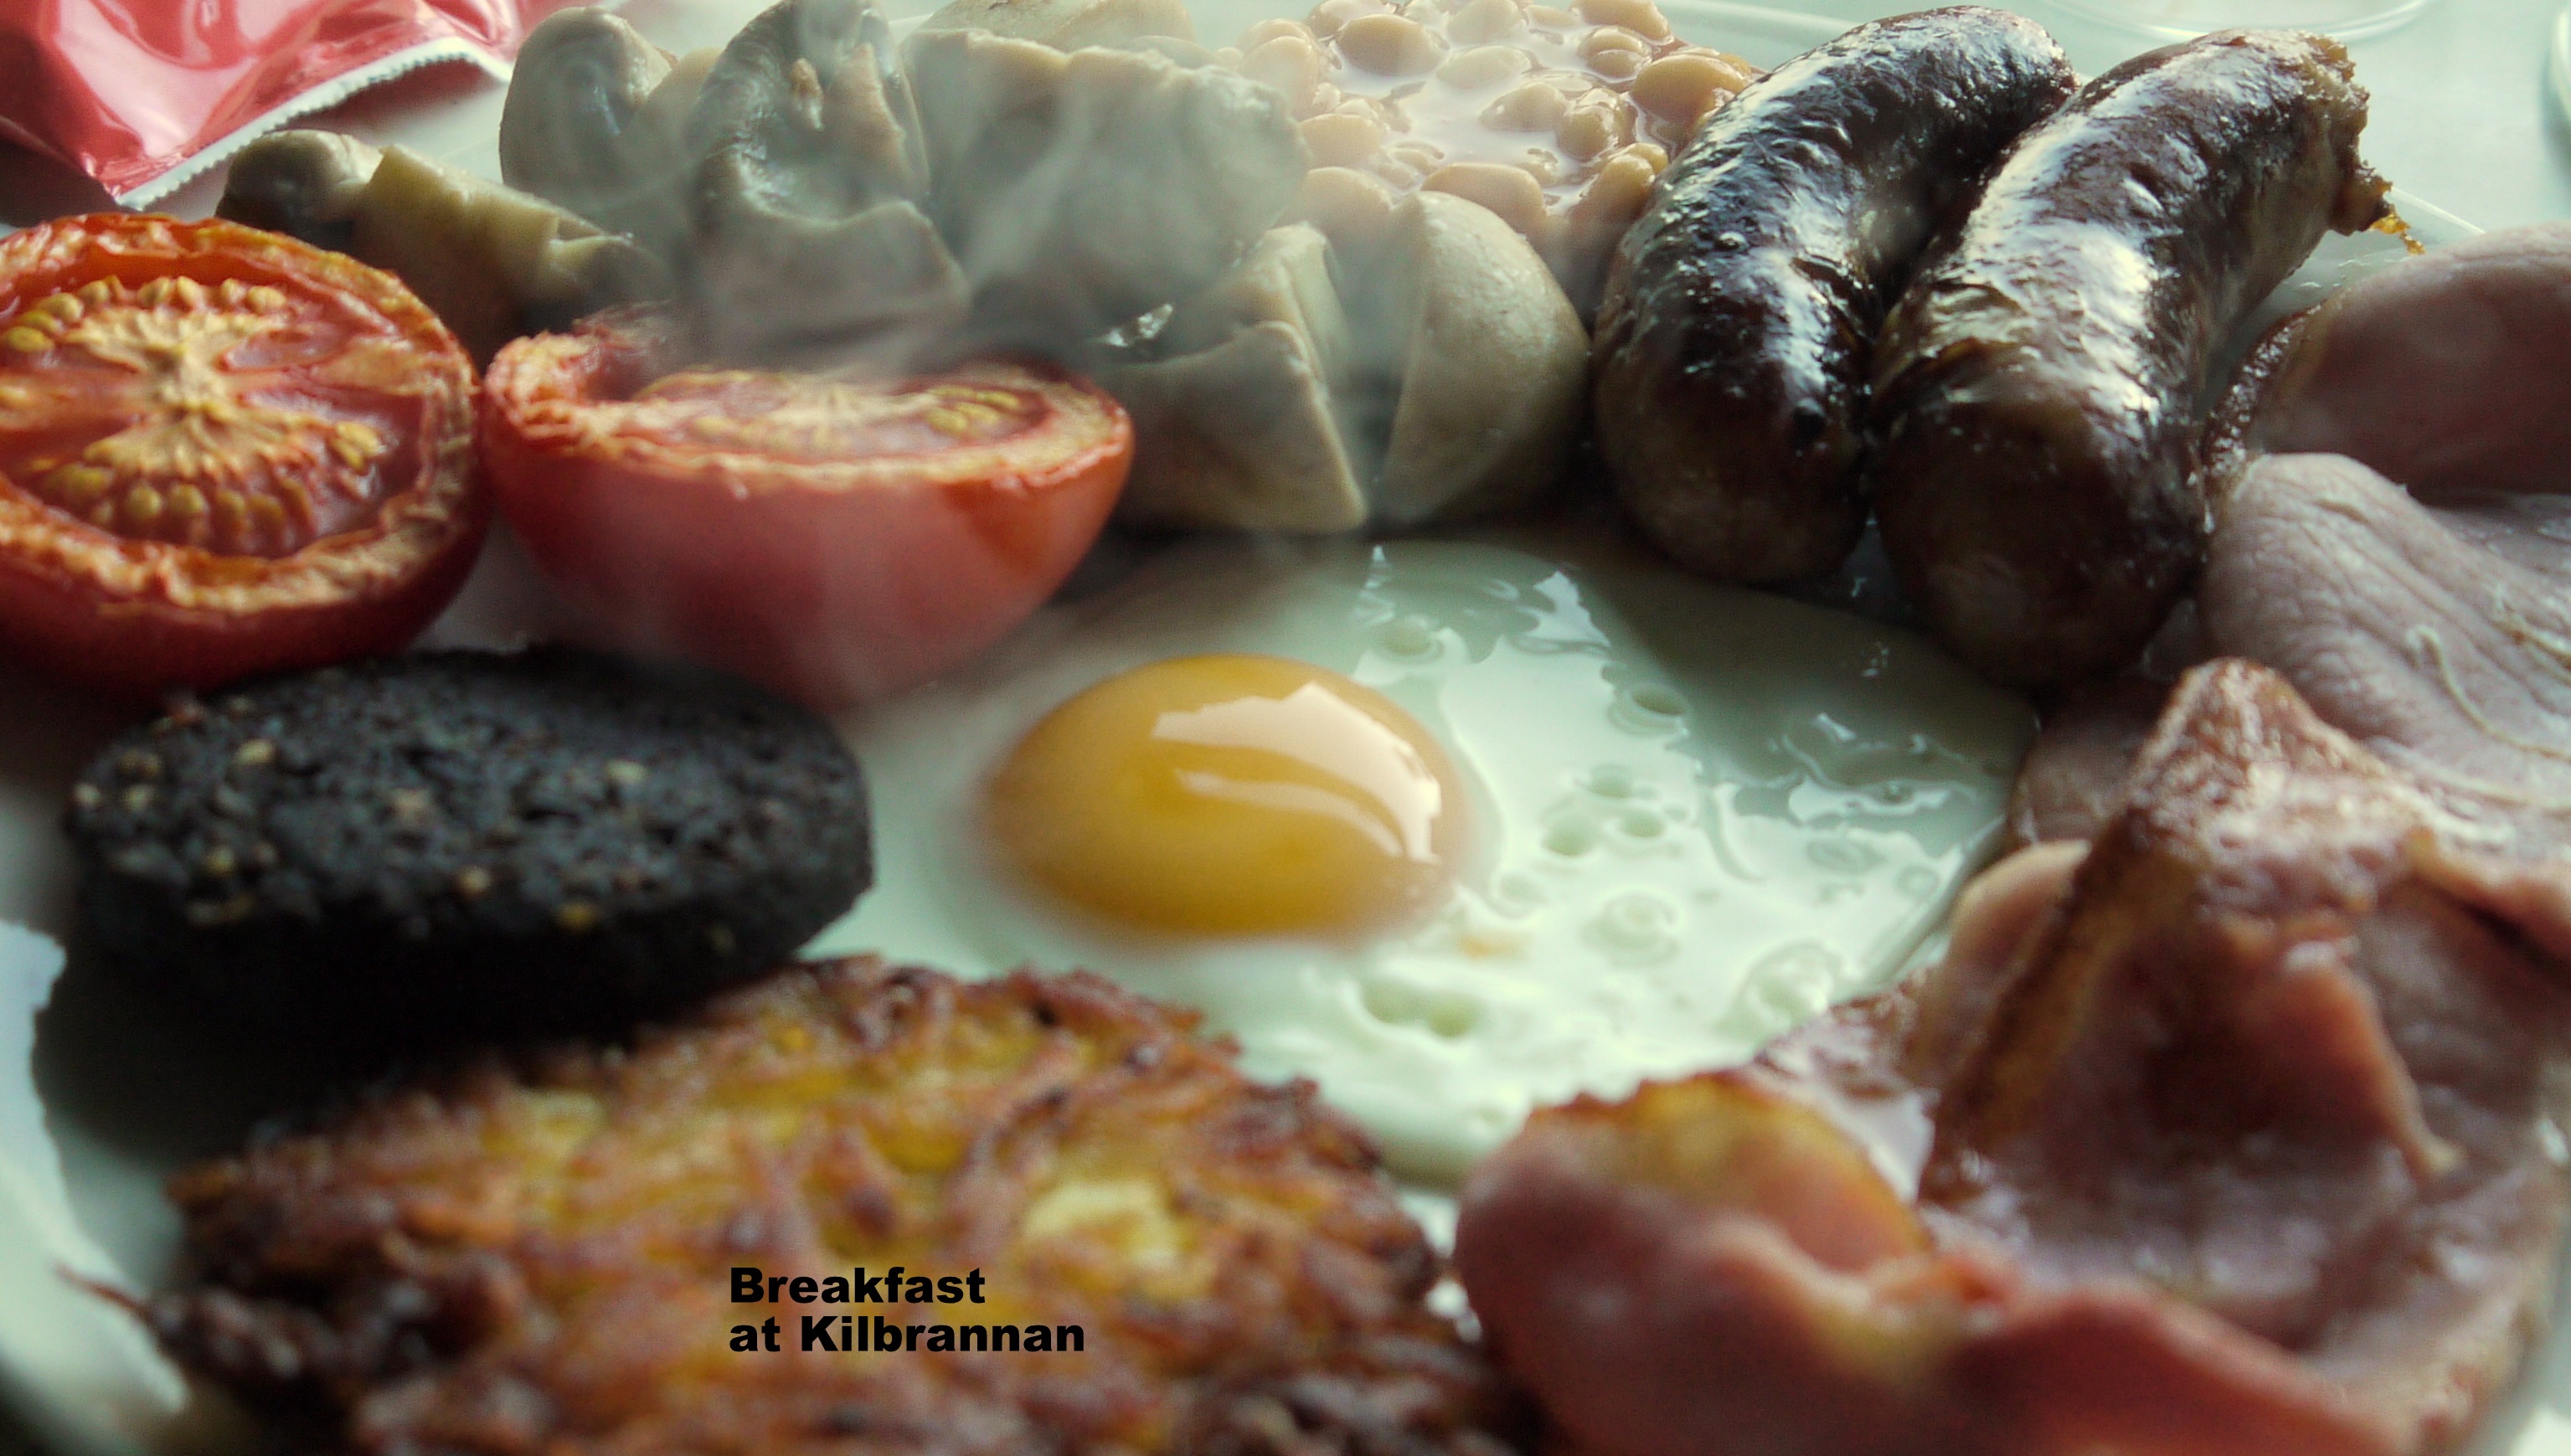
xmin=0 ymin=214 xmax=485 ymax=696
xmin=482 ymin=308 xmax=1132 ymax=707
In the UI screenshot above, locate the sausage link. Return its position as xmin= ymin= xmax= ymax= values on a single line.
xmin=1870 ymin=29 xmax=2389 ymax=687
xmin=1592 ymin=8 xmax=2074 ymax=584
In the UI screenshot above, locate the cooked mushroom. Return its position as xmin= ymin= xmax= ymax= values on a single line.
xmin=217 ymin=133 xmax=670 ymax=365
xmin=688 ymin=0 xmax=967 ymax=358
xmin=1364 ymin=190 xmax=1588 ymax=525
xmin=1107 ymin=224 xmax=1366 ymax=532
xmin=498 ymin=8 xmax=715 ymax=258
xmin=907 ymin=28 xmax=1306 ymax=344
xmin=1110 ymin=324 xmax=1368 ymax=532
xmin=216 ymin=129 xmax=379 ymax=254
xmin=915 ymin=0 xmax=1196 ymax=49
xmin=1105 ymin=194 xmax=1586 ymax=533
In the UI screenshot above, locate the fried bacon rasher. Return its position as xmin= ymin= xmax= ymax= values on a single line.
xmin=154 ymin=960 xmax=1526 ymax=1456
xmin=1459 ymin=659 xmax=2571 ymax=1456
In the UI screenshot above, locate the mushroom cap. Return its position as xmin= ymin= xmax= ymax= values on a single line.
xmin=690 ymin=198 xmax=970 ymax=363
xmin=1160 ymin=223 xmax=1351 ymax=384
xmin=689 ymin=0 xmax=961 ymax=355
xmin=219 ymin=134 xmax=671 ymax=366
xmin=692 ymin=0 xmax=928 ymax=216
xmin=350 ymin=146 xmax=672 ymax=366
xmin=1367 ymin=192 xmax=1589 ymax=527
xmin=1102 ymin=207 xmax=1589 ymax=534
xmin=499 ymin=9 xmax=706 ymax=254
xmin=1110 ymin=322 xmax=1367 ymax=534
xmin=1109 ymin=224 xmax=1367 ymax=533
xmin=216 ymin=130 xmax=382 ymax=254
xmin=908 ymin=28 xmax=1307 ymax=345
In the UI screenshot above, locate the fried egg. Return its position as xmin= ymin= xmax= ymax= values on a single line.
xmin=808 ymin=536 xmax=2030 ymax=1183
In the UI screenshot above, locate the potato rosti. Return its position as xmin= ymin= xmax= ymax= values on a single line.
xmin=151 ymin=959 xmax=1524 ymax=1456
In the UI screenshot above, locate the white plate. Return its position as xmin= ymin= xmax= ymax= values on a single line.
xmin=0 ymin=5 xmax=2543 ymax=1455
xmin=2042 ymin=0 xmax=2447 ymax=42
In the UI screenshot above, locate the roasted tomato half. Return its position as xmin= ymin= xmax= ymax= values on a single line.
xmin=481 ymin=309 xmax=1132 ymax=707
xmin=0 ymin=214 xmax=486 ymax=697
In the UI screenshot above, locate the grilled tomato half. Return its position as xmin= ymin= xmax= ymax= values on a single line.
xmin=481 ymin=309 xmax=1132 ymax=707
xmin=0 ymin=214 xmax=485 ymax=696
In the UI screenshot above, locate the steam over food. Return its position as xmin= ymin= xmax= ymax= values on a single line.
xmin=498 ymin=9 xmax=717 ymax=261
xmin=13 ymin=9 xmax=2552 ymax=1455
xmin=1459 ymin=660 xmax=2571 ymax=1456
xmin=687 ymin=0 xmax=966 ymax=358
xmin=1869 ymin=28 xmax=2391 ymax=688
xmin=501 ymin=0 xmax=1306 ymax=361
xmin=1242 ymin=0 xmax=1762 ymax=315
xmin=909 ymin=26 xmax=1307 ymax=344
xmin=480 ymin=309 xmax=1133 ymax=707
xmin=1102 ymin=194 xmax=1587 ymax=532
xmin=1593 ymin=7 xmax=2075 ymax=584
xmin=490 ymin=0 xmax=1740 ymax=537
xmin=152 ymin=961 xmax=1529 ymax=1456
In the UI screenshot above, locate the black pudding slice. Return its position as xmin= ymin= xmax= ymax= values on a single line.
xmin=65 ymin=646 xmax=871 ymax=1044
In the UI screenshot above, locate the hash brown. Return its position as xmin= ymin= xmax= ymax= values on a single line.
xmin=151 ymin=959 xmax=1526 ymax=1456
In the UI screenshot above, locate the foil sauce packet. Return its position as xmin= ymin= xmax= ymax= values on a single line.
xmin=0 ymin=0 xmax=550 ymax=206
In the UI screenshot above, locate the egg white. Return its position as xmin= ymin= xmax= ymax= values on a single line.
xmin=808 ymin=536 xmax=2030 ymax=1184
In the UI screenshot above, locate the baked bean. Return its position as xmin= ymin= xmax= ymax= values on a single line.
xmin=1423 ymin=161 xmax=1550 ymax=238
xmin=1302 ymin=111 xmax=1389 ymax=165
xmin=1241 ymin=34 xmax=1331 ymax=108
xmin=1631 ymin=49 xmax=1735 ymax=126
xmin=1387 ymin=137 xmax=1448 ymax=172
xmin=1365 ymin=152 xmax=1425 ymax=188
xmin=1556 ymin=91 xmax=1632 ymax=159
xmin=1445 ymin=0 xmax=1526 ymax=44
xmin=1698 ymin=49 xmax=1758 ymax=90
xmin=1239 ymin=18 xmax=1318 ymax=48
xmin=1574 ymin=0 xmax=1672 ymax=42
xmin=1482 ymin=78 xmax=1569 ymax=131
xmin=1576 ymin=24 xmax=1650 ymax=62
xmin=1586 ymin=46 xmax=1641 ymax=81
xmin=1224 ymin=0 xmax=1760 ymax=314
xmin=1438 ymin=43 xmax=1533 ymax=89
xmin=1566 ymin=147 xmax=1656 ymax=231
xmin=1339 ymin=12 xmax=1444 ymax=74
xmin=1309 ymin=0 xmax=1387 ymax=37
xmin=1291 ymin=165 xmax=1402 ymax=255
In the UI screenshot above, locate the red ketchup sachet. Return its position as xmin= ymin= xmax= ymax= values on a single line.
xmin=0 ymin=0 xmax=549 ymax=206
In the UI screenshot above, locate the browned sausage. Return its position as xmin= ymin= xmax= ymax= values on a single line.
xmin=1592 ymin=8 xmax=2074 ymax=584
xmin=1870 ymin=29 xmax=2389 ymax=688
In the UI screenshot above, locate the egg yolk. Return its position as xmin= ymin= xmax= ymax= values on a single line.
xmin=987 ymin=654 xmax=1466 ymax=938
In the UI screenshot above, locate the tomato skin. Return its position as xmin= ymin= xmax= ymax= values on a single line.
xmin=480 ymin=311 xmax=1131 ymax=707
xmin=0 ymin=214 xmax=486 ymax=698
xmin=0 ymin=498 xmax=485 ymax=695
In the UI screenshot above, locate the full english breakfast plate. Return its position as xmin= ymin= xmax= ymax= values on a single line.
xmin=0 ymin=0 xmax=2563 ymax=1453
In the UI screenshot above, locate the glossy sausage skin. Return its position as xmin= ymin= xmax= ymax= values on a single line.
xmin=1870 ymin=30 xmax=2390 ymax=688
xmin=1592 ymin=8 xmax=2074 ymax=584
